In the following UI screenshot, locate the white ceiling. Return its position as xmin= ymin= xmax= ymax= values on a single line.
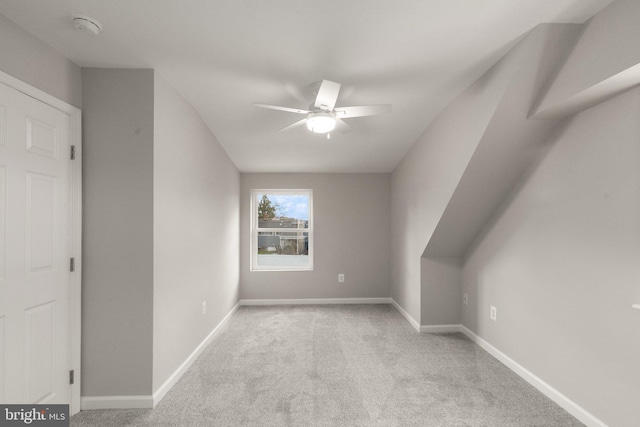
xmin=0 ymin=0 xmax=612 ymax=172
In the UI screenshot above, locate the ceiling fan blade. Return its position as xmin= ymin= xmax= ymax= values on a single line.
xmin=334 ymin=118 xmax=351 ymax=134
xmin=278 ymin=118 xmax=308 ymax=132
xmin=334 ymin=104 xmax=392 ymax=118
xmin=253 ymin=103 xmax=310 ymax=114
xmin=314 ymin=80 xmax=341 ymax=111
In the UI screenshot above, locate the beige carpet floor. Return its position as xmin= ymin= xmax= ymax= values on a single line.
xmin=71 ymin=304 xmax=582 ymax=426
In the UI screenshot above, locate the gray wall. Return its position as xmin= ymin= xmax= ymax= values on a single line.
xmin=82 ymin=69 xmax=242 ymax=398
xmin=390 ymin=2 xmax=640 ymax=423
xmin=240 ymin=174 xmax=390 ymax=300
xmin=82 ymin=68 xmax=155 ymax=396
xmin=391 ymin=23 xmax=585 ymax=327
xmin=153 ymin=74 xmax=240 ymax=392
xmin=0 ymin=13 xmax=81 ymax=108
xmin=420 ymin=257 xmax=461 ymax=326
xmin=462 ymin=87 xmax=640 ymax=427
xmin=390 ymin=46 xmax=515 ymax=324
xmin=456 ymin=5 xmax=640 ymax=422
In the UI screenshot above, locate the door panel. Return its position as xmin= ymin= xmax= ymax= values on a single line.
xmin=0 ymin=82 xmax=71 ymax=405
xmin=26 ymin=172 xmax=57 ymax=272
xmin=24 ymin=301 xmax=55 ymax=402
xmin=26 ymin=116 xmax=58 ymax=159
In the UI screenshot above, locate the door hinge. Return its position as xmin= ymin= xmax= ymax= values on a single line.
xmin=69 ymin=370 xmax=75 ymax=385
xmin=70 ymin=145 xmax=76 ymax=160
xmin=70 ymin=257 xmax=75 ymax=272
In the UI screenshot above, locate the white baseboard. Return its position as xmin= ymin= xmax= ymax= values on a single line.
xmin=79 ymin=300 xmax=604 ymax=426
xmin=458 ymin=325 xmax=606 ymax=427
xmin=81 ymin=395 xmax=154 ymax=410
xmin=152 ymin=301 xmax=240 ymax=406
xmin=80 ymin=302 xmax=240 ymax=411
xmin=390 ymin=299 xmax=421 ymax=332
xmin=240 ymin=297 xmax=392 ymax=306
xmin=419 ymin=324 xmax=460 ymax=333
xmin=390 ymin=312 xmax=606 ymax=427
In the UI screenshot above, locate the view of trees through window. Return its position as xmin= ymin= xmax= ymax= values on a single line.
xmin=252 ymin=190 xmax=313 ymax=270
xmin=257 ymin=195 xmax=279 ymax=220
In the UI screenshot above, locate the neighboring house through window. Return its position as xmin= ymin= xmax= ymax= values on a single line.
xmin=250 ymin=189 xmax=313 ymax=271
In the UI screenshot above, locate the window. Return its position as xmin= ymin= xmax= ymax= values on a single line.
xmin=251 ymin=189 xmax=313 ymax=271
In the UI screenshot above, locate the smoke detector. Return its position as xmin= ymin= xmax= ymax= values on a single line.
xmin=71 ymin=14 xmax=102 ymax=36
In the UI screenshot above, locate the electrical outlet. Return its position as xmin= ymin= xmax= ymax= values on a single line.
xmin=463 ymin=293 xmax=468 ymax=305
xmin=338 ymin=274 xmax=345 ymax=283
xmin=490 ymin=306 xmax=497 ymax=321
xmin=202 ymin=301 xmax=207 ymax=315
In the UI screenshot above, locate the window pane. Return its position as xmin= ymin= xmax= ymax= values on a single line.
xmin=252 ymin=189 xmax=313 ymax=271
xmin=257 ymin=231 xmax=309 ymax=267
xmin=256 ymin=193 xmax=309 ymax=229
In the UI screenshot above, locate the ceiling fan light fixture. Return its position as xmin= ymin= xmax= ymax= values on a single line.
xmin=306 ymin=112 xmax=336 ymax=134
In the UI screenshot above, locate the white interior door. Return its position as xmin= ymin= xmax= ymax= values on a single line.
xmin=0 ymin=81 xmax=72 ymax=405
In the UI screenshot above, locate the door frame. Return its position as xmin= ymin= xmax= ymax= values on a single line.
xmin=0 ymin=71 xmax=82 ymax=415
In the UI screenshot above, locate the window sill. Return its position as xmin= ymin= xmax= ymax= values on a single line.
xmin=250 ymin=267 xmax=314 ymax=272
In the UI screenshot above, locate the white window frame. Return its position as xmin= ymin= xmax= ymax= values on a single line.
xmin=250 ymin=189 xmax=313 ymax=272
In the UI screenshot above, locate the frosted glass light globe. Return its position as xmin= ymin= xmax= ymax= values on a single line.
xmin=306 ymin=112 xmax=336 ymax=133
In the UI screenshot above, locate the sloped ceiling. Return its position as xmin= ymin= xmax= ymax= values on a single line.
xmin=423 ymin=24 xmax=584 ymax=259
xmin=423 ymin=0 xmax=640 ymax=260
xmin=0 ymin=0 xmax=613 ymax=172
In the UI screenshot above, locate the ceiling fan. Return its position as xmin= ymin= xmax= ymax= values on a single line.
xmin=253 ymin=80 xmax=391 ymax=137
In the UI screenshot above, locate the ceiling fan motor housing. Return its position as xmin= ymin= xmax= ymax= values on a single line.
xmin=252 ymin=80 xmax=391 ymax=134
